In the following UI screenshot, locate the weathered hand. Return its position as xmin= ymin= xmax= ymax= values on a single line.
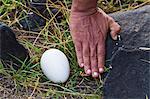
xmin=69 ymin=8 xmax=121 ymax=78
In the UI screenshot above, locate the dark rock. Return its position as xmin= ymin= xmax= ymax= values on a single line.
xmin=110 ymin=5 xmax=150 ymax=48
xmin=19 ymin=13 xmax=46 ymax=31
xmin=105 ymin=33 xmax=122 ymax=61
xmin=103 ymin=49 xmax=150 ymax=99
xmin=104 ymin=5 xmax=150 ymax=99
xmin=20 ymin=0 xmax=64 ymax=30
xmin=0 ymin=22 xmax=30 ymax=70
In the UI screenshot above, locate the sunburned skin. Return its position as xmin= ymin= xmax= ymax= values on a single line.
xmin=71 ymin=0 xmax=97 ymax=13
xmin=69 ymin=0 xmax=121 ymax=78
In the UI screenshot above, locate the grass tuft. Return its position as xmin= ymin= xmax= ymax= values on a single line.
xmin=0 ymin=0 xmax=149 ymax=98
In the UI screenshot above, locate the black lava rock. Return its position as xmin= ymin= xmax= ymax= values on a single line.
xmin=0 ymin=22 xmax=30 ymax=70
xmin=105 ymin=33 xmax=121 ymax=61
xmin=103 ymin=5 xmax=150 ymax=99
xmin=103 ymin=49 xmax=150 ymax=99
xmin=20 ymin=0 xmax=64 ymax=30
xmin=110 ymin=5 xmax=150 ymax=48
xmin=19 ymin=13 xmax=46 ymax=31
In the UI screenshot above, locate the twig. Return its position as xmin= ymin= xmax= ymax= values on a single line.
xmin=139 ymin=47 xmax=150 ymax=51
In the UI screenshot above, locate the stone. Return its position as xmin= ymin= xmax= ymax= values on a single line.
xmin=103 ymin=5 xmax=150 ymax=99
xmin=0 ymin=22 xmax=30 ymax=70
xmin=19 ymin=0 xmax=63 ymax=31
xmin=110 ymin=5 xmax=150 ymax=48
xmin=19 ymin=13 xmax=46 ymax=31
xmin=103 ymin=49 xmax=150 ymax=99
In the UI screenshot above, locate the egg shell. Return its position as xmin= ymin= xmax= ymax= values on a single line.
xmin=40 ymin=49 xmax=70 ymax=83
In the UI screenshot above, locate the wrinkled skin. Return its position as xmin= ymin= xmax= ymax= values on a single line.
xmin=69 ymin=0 xmax=121 ymax=78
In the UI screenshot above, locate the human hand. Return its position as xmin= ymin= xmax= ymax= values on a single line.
xmin=69 ymin=8 xmax=121 ymax=78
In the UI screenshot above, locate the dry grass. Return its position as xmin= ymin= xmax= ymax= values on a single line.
xmin=0 ymin=0 xmax=149 ymax=98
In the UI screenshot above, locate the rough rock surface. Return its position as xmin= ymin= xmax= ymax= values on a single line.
xmin=0 ymin=22 xmax=30 ymax=70
xmin=104 ymin=5 xmax=150 ymax=99
xmin=111 ymin=5 xmax=150 ymax=48
xmin=19 ymin=0 xmax=63 ymax=31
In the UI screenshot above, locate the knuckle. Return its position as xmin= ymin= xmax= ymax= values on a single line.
xmin=115 ymin=25 xmax=121 ymax=32
xmin=91 ymin=66 xmax=98 ymax=70
xmin=98 ymin=63 xmax=104 ymax=68
xmin=90 ymin=50 xmax=96 ymax=56
xmin=83 ymin=50 xmax=89 ymax=55
xmin=98 ymin=51 xmax=105 ymax=56
xmin=91 ymin=61 xmax=97 ymax=66
xmin=97 ymin=47 xmax=105 ymax=54
xmin=77 ymin=56 xmax=82 ymax=60
xmin=78 ymin=60 xmax=82 ymax=65
xmin=84 ymin=63 xmax=90 ymax=68
xmin=90 ymin=54 xmax=97 ymax=59
xmin=83 ymin=54 xmax=89 ymax=58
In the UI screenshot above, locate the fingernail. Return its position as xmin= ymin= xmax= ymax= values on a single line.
xmin=113 ymin=35 xmax=118 ymax=40
xmin=86 ymin=69 xmax=91 ymax=75
xmin=99 ymin=68 xmax=104 ymax=73
xmin=80 ymin=63 xmax=84 ymax=67
xmin=93 ymin=72 xmax=98 ymax=78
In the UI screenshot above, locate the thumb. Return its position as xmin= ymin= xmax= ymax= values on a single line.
xmin=108 ymin=17 xmax=121 ymax=40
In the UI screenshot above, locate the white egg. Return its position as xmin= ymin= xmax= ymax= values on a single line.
xmin=40 ymin=49 xmax=70 ymax=83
